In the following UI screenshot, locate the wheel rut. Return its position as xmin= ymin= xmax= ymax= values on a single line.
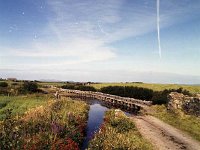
xmin=131 ymin=115 xmax=200 ymax=150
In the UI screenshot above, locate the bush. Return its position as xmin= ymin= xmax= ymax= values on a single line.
xmin=0 ymin=82 xmax=8 ymax=87
xmin=100 ymin=86 xmax=153 ymax=100
xmin=61 ymin=84 xmax=75 ymax=89
xmin=62 ymin=84 xmax=96 ymax=92
xmin=0 ymin=88 xmax=9 ymax=95
xmin=21 ymin=82 xmax=39 ymax=93
xmin=0 ymin=82 xmax=9 ymax=95
xmin=151 ymin=88 xmax=192 ymax=105
xmin=76 ymin=85 xmax=96 ymax=91
xmin=11 ymin=83 xmax=18 ymax=86
xmin=99 ymin=86 xmax=192 ymax=104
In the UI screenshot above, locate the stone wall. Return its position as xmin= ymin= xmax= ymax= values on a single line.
xmin=168 ymin=92 xmax=200 ymax=116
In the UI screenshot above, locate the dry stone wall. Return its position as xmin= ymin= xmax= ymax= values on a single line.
xmin=168 ymin=92 xmax=200 ymax=116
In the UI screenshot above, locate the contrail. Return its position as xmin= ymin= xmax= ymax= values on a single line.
xmin=157 ymin=0 xmax=162 ymax=58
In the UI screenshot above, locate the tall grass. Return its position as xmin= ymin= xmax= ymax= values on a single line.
xmin=0 ymin=98 xmax=89 ymax=149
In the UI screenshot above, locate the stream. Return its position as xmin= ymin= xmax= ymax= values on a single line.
xmin=73 ymin=98 xmax=133 ymax=150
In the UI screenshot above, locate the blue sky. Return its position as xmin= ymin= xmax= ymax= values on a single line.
xmin=0 ymin=0 xmax=200 ymax=83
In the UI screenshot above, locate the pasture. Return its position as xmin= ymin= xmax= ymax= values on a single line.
xmin=91 ymin=83 xmax=200 ymax=94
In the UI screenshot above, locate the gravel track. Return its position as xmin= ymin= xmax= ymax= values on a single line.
xmin=132 ymin=115 xmax=200 ymax=150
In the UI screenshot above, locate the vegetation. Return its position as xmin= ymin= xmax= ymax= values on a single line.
xmin=151 ymin=88 xmax=192 ymax=105
xmin=0 ymin=95 xmax=49 ymax=120
xmin=62 ymin=84 xmax=96 ymax=92
xmin=0 ymin=97 xmax=89 ymax=149
xmin=98 ymin=85 xmax=192 ymax=105
xmin=100 ymin=86 xmax=153 ymax=100
xmin=0 ymin=80 xmax=199 ymax=149
xmin=91 ymin=82 xmax=200 ymax=94
xmin=24 ymin=82 xmax=38 ymax=92
xmin=20 ymin=82 xmax=39 ymax=93
xmin=0 ymin=82 xmax=10 ymax=96
xmin=0 ymin=82 xmax=8 ymax=87
xmin=150 ymin=105 xmax=200 ymax=141
xmin=2 ymin=81 xmax=200 ymax=94
xmin=88 ymin=109 xmax=153 ymax=150
xmin=0 ymin=81 xmax=43 ymax=96
xmin=38 ymin=82 xmax=66 ymax=87
xmin=0 ymin=88 xmax=9 ymax=96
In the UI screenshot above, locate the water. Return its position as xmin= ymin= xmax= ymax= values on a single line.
xmin=81 ymin=100 xmax=108 ymax=150
xmin=79 ymin=99 xmax=133 ymax=150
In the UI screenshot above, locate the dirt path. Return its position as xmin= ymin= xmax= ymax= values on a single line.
xmin=132 ymin=115 xmax=200 ymax=150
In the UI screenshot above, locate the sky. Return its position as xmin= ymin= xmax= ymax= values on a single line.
xmin=0 ymin=0 xmax=200 ymax=84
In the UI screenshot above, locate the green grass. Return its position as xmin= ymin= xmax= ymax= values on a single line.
xmin=0 ymin=94 xmax=50 ymax=120
xmin=151 ymin=105 xmax=200 ymax=141
xmin=88 ymin=109 xmax=153 ymax=150
xmin=0 ymin=98 xmax=11 ymax=109
xmin=91 ymin=83 xmax=200 ymax=94
xmin=38 ymin=82 xmax=66 ymax=87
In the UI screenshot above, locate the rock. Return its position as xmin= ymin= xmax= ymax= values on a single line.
xmin=168 ymin=92 xmax=200 ymax=116
xmin=168 ymin=92 xmax=185 ymax=110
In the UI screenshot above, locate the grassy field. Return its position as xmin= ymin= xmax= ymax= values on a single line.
xmin=88 ymin=109 xmax=153 ymax=150
xmin=0 ymin=94 xmax=50 ymax=120
xmin=150 ymin=105 xmax=200 ymax=141
xmin=91 ymin=83 xmax=200 ymax=94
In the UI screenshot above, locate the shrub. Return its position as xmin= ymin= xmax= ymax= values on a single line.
xmin=76 ymin=85 xmax=96 ymax=91
xmin=61 ymin=84 xmax=75 ymax=89
xmin=100 ymin=86 xmax=153 ymax=100
xmin=21 ymin=82 xmax=39 ymax=93
xmin=62 ymin=84 xmax=96 ymax=92
xmin=151 ymin=91 xmax=169 ymax=105
xmin=0 ymin=88 xmax=9 ymax=95
xmin=11 ymin=83 xmax=18 ymax=86
xmin=0 ymin=82 xmax=8 ymax=87
xmin=151 ymin=88 xmax=192 ymax=105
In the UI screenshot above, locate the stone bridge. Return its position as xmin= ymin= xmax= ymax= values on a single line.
xmin=60 ymin=89 xmax=152 ymax=111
